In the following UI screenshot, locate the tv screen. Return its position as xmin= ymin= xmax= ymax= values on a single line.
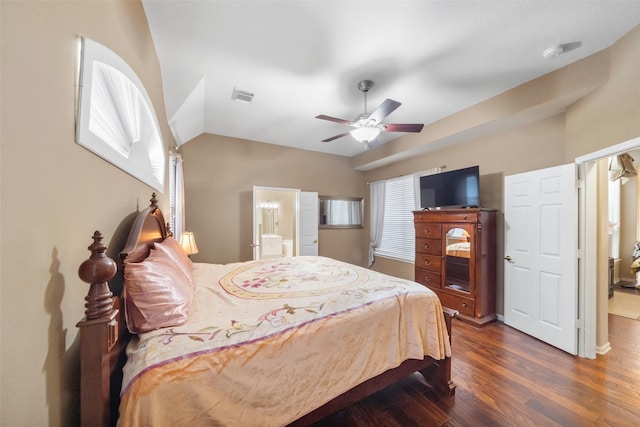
xmin=420 ymin=166 xmax=480 ymax=209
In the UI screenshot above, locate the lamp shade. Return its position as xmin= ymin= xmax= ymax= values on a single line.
xmin=179 ymin=231 xmax=199 ymax=255
xmin=350 ymin=126 xmax=380 ymax=142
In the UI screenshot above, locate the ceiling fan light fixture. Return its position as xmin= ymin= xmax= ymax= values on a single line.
xmin=350 ymin=126 xmax=380 ymax=143
xmin=316 ymin=79 xmax=423 ymax=144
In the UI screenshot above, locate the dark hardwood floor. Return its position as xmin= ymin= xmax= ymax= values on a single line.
xmin=312 ymin=315 xmax=640 ymax=426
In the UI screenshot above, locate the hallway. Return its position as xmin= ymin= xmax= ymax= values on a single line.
xmin=609 ymin=283 xmax=640 ymax=320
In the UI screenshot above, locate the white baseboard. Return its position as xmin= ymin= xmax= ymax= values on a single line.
xmin=496 ymin=313 xmax=505 ymax=322
xmin=596 ymin=341 xmax=612 ymax=355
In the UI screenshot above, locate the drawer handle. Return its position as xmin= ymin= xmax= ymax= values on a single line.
xmin=423 ymin=275 xmax=430 ymax=282
xmin=462 ymin=303 xmax=468 ymax=308
xmin=424 ymin=243 xmax=430 ymax=250
xmin=424 ymin=260 xmax=430 ymax=265
xmin=424 ymin=228 xmax=430 ymax=234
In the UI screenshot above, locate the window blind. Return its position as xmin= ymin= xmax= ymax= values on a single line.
xmin=375 ymin=174 xmax=416 ymax=263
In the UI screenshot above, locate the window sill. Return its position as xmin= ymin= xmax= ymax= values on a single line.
xmin=373 ymin=253 xmax=415 ymax=264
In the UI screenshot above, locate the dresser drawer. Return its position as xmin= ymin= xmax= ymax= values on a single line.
xmin=447 ymin=211 xmax=478 ymax=223
xmin=414 ymin=223 xmax=441 ymax=239
xmin=415 ymin=253 xmax=441 ymax=271
xmin=416 ymin=238 xmax=442 ymax=255
xmin=438 ymin=212 xmax=478 ymax=223
xmin=413 ymin=212 xmax=434 ymax=222
xmin=435 ymin=291 xmax=475 ymax=317
xmin=415 ymin=210 xmax=482 ymax=223
xmin=415 ymin=267 xmax=441 ymax=288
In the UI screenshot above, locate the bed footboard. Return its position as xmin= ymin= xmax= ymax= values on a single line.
xmin=289 ymin=306 xmax=457 ymax=426
xmin=419 ymin=306 xmax=457 ymax=397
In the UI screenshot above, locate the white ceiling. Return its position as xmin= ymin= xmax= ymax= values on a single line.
xmin=142 ymin=0 xmax=640 ymax=158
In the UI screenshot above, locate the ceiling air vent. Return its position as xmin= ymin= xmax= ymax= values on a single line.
xmin=231 ymin=87 xmax=254 ymax=104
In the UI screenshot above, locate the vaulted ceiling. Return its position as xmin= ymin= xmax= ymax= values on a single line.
xmin=142 ymin=1 xmax=640 ymax=158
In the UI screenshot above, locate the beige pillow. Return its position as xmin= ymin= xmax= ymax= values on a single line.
xmin=154 ymin=236 xmax=195 ymax=287
xmin=123 ymin=247 xmax=194 ymax=334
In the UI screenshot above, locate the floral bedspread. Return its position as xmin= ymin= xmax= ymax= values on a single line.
xmin=119 ymin=256 xmax=451 ymax=427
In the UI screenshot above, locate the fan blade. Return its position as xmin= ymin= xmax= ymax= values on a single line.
xmin=321 ymin=131 xmax=351 ymax=143
xmin=368 ymin=99 xmax=401 ymax=123
xmin=315 ymin=115 xmax=353 ymax=125
xmin=383 ymin=123 xmax=424 ymax=133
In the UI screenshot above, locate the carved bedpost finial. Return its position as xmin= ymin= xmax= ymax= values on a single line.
xmin=78 ymin=231 xmax=117 ymax=320
xmin=150 ymin=192 xmax=158 ymax=208
xmin=166 ymin=222 xmax=173 ymax=237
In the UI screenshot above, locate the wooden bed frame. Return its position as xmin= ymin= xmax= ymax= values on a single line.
xmin=76 ymin=194 xmax=456 ymax=427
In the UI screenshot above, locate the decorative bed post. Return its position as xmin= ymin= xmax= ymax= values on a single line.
xmin=76 ymin=231 xmax=126 ymax=427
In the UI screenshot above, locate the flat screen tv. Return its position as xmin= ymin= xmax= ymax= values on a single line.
xmin=420 ymin=166 xmax=480 ymax=209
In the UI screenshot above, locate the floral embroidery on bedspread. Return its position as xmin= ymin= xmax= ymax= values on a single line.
xmin=220 ymin=256 xmax=371 ymax=298
xmin=155 ymin=302 xmax=324 ymax=345
xmin=121 ymin=256 xmax=438 ymax=393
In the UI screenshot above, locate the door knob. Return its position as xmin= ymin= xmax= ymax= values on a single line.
xmin=504 ymin=255 xmax=512 ymax=261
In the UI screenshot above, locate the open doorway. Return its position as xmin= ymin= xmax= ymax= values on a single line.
xmin=577 ymin=136 xmax=640 ymax=358
xmin=253 ymin=186 xmax=299 ymax=260
xmin=607 ymin=151 xmax=640 ymax=320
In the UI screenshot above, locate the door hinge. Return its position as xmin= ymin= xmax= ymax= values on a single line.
xmin=576 ymin=179 xmax=584 ymax=189
xmin=576 ymin=319 xmax=584 ymax=329
xmin=577 ymin=249 xmax=584 ymax=259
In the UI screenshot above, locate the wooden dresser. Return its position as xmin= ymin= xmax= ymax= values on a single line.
xmin=413 ymin=208 xmax=497 ymax=326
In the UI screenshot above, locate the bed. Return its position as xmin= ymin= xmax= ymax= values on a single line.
xmin=445 ymin=241 xmax=471 ymax=258
xmin=76 ymin=194 xmax=456 ymax=427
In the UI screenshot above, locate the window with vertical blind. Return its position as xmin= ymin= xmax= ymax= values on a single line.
xmin=374 ymin=174 xmax=416 ymax=263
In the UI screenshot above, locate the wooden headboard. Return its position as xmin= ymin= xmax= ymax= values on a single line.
xmin=119 ymin=193 xmax=170 ymax=263
xmin=76 ymin=193 xmax=168 ymax=427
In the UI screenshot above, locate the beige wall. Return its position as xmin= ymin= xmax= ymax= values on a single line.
xmin=566 ymin=27 xmax=640 ymax=159
xmin=181 ymin=134 xmax=366 ymax=266
xmin=1 ymin=2 xmax=173 ymax=425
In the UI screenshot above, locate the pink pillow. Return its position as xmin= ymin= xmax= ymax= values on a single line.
xmin=154 ymin=237 xmax=195 ymax=287
xmin=123 ymin=248 xmax=194 ymax=334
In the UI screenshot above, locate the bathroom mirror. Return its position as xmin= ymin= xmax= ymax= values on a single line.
xmin=319 ymin=196 xmax=363 ymax=229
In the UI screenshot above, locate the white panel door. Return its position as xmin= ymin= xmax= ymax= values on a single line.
xmin=504 ymin=163 xmax=577 ymax=354
xmin=299 ymin=192 xmax=319 ymax=256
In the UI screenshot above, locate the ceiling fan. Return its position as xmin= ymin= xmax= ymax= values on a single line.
xmin=315 ymin=80 xmax=424 ymax=148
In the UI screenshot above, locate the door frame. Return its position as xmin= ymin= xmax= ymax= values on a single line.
xmin=576 ymin=136 xmax=640 ymax=358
